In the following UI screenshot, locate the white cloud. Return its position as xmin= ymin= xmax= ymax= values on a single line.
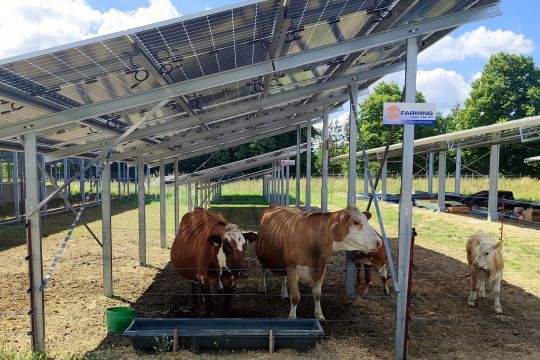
xmin=375 ymin=68 xmax=471 ymax=114
xmin=419 ymin=26 xmax=535 ymax=64
xmin=0 ymin=0 xmax=180 ymax=60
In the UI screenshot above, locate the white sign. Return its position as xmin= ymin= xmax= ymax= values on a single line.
xmin=383 ymin=102 xmax=436 ymax=125
xmin=280 ymin=159 xmax=296 ymax=166
xmin=264 ymin=174 xmax=273 ymax=179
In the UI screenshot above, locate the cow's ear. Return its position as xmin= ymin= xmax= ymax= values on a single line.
xmin=243 ymin=232 xmax=258 ymax=243
xmin=493 ymin=240 xmax=503 ymax=250
xmin=340 ymin=211 xmax=351 ymax=224
xmin=362 ymin=211 xmax=372 ymax=221
xmin=208 ymin=234 xmax=222 ymax=247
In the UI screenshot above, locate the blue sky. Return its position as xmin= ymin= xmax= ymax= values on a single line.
xmin=1 ymin=0 xmax=538 ymax=117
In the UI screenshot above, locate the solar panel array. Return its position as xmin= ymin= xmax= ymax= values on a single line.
xmin=0 ymin=0 xmax=499 ymax=163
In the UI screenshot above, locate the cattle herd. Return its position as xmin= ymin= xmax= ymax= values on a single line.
xmin=170 ymin=206 xmax=505 ymax=319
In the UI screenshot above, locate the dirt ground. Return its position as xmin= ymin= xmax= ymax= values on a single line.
xmin=0 ymin=198 xmax=539 ymax=359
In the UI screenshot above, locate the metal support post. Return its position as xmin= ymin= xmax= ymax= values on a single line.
xmin=347 ymin=83 xmax=358 ymax=207
xmin=137 ymin=156 xmax=146 ymax=266
xmin=14 ymin=152 xmax=21 ymax=220
xmin=126 ymin=164 xmax=131 ymax=195
xmin=101 ymin=160 xmax=112 ymax=297
xmin=280 ymin=163 xmax=285 ymax=205
xmin=346 ymin=82 xmax=358 ymax=296
xmin=285 ymin=163 xmax=290 ymax=206
xmin=96 ymin=166 xmax=101 ymax=204
xmin=488 ymin=137 xmax=500 ymax=221
xmin=321 ymin=103 xmax=329 ymax=213
xmin=187 ymin=182 xmax=193 ymax=212
xmin=438 ymin=151 xmax=447 ymax=212
xmin=396 ymin=36 xmax=418 ymax=360
xmin=159 ymin=156 xmax=166 ymax=248
xmin=64 ymin=158 xmax=70 ymax=208
xmin=296 ymin=126 xmax=301 ymax=208
xmin=363 ymin=165 xmax=369 ymax=196
xmin=117 ymin=162 xmax=121 ymax=198
xmin=147 ymin=165 xmax=151 ymax=195
xmin=24 ymin=132 xmax=45 ymax=351
xmin=194 ymin=183 xmax=199 ymax=208
xmin=455 ymin=147 xmax=462 ymax=194
xmin=381 ymin=159 xmax=388 ymax=201
xmin=79 ymin=158 xmax=85 ymax=203
xmin=428 ymin=152 xmax=434 ymax=194
xmin=174 ymin=159 xmax=179 ymax=233
xmin=306 ymin=118 xmax=312 ymax=211
xmin=40 ymin=157 xmax=47 ymax=217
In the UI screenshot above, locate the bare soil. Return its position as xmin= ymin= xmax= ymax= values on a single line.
xmin=0 ymin=199 xmax=539 ymax=359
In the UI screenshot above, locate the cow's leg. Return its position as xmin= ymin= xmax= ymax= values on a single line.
xmin=200 ymin=278 xmax=213 ymax=316
xmin=361 ymin=264 xmax=372 ymax=296
xmin=380 ymin=266 xmax=390 ymax=296
xmin=258 ymin=266 xmax=267 ymax=294
xmin=286 ymin=268 xmax=300 ymax=319
xmin=468 ymin=270 xmax=479 ymax=307
xmin=313 ymin=273 xmax=326 ymax=321
xmin=281 ymin=277 xmax=289 ymax=300
xmin=191 ymin=283 xmax=200 ymax=308
xmin=492 ymin=273 xmax=503 ymax=314
xmin=479 ymin=280 xmax=486 ymax=299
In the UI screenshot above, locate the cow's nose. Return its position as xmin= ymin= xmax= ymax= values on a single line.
xmin=376 ymin=238 xmax=383 ymax=247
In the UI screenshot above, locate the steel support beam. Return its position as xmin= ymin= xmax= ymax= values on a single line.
xmin=194 ymin=183 xmax=199 ymax=208
xmin=101 ymin=160 xmax=112 ymax=297
xmin=428 ymin=152 xmax=434 ymax=194
xmin=321 ymin=103 xmax=329 ymax=213
xmin=14 ymin=151 xmax=21 ymax=220
xmin=137 ymin=155 xmax=146 ymax=266
xmin=187 ymin=182 xmax=193 ymax=212
xmin=346 ymin=83 xmax=358 ymax=297
xmin=24 ymin=132 xmax=45 ymax=351
xmin=488 ymin=137 xmax=500 ymax=221
xmin=438 ymin=151 xmax=447 ymax=212
xmin=296 ymin=126 xmax=301 ymax=208
xmin=159 ymin=156 xmax=166 ymax=248
xmin=455 ymin=147 xmax=462 ymax=194
xmin=305 ymin=118 xmax=312 ymax=211
xmin=79 ymin=158 xmax=85 ymax=203
xmin=381 ymin=159 xmax=388 ymax=201
xmin=174 ymin=159 xmax=179 ymax=233
xmin=64 ymin=158 xmax=70 ymax=207
xmin=1 ymin=3 xmax=501 ymax=142
xmin=285 ymin=162 xmax=290 ymax=207
xmin=363 ymin=165 xmax=369 ymax=196
xmin=396 ymin=36 xmax=418 ymax=360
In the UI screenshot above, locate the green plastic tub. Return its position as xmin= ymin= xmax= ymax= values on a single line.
xmin=104 ymin=307 xmax=136 ymax=334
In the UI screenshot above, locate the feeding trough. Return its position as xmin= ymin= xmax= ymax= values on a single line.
xmin=123 ymin=318 xmax=324 ymax=351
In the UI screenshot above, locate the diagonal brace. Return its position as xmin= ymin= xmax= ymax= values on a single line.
xmin=27 ymin=99 xmax=169 ymax=217
xmin=36 ymin=161 xmax=102 ymax=247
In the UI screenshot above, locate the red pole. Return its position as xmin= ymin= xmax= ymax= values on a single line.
xmin=403 ymin=227 xmax=416 ymax=359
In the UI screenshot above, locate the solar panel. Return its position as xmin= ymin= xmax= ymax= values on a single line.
xmin=0 ymin=0 xmax=500 ymax=159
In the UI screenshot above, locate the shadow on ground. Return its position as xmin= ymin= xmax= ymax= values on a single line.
xmin=86 ymin=205 xmax=540 ymax=359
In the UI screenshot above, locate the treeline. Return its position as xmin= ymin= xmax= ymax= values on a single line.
xmin=172 ymin=53 xmax=540 ymax=178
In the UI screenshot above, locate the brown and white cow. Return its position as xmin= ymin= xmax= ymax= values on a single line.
xmin=170 ymin=208 xmax=257 ymax=314
xmin=351 ymin=236 xmax=390 ymax=296
xmin=466 ymin=230 xmax=504 ymax=314
xmin=256 ymin=205 xmax=381 ymax=320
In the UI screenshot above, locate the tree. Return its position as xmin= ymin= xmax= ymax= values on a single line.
xmin=358 ymin=81 xmax=432 ymax=174
xmin=458 ymin=53 xmax=540 ymax=176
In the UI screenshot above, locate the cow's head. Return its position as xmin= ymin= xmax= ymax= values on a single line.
xmin=208 ymin=224 xmax=258 ymax=278
xmin=331 ymin=206 xmax=381 ymax=252
xmin=472 ymin=240 xmax=503 ymax=271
